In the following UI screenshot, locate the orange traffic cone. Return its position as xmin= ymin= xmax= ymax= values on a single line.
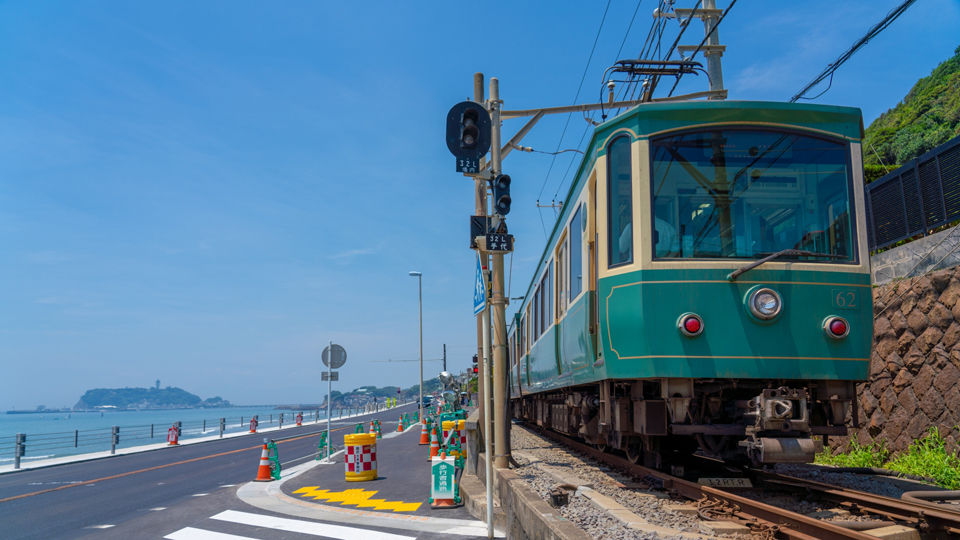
xmin=254 ymin=443 xmax=273 ymax=482
xmin=427 ymin=425 xmax=440 ymax=461
xmin=369 ymin=420 xmax=375 ymax=434
xmin=419 ymin=422 xmax=430 ymax=445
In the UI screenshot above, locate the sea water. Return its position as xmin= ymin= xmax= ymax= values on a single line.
xmin=0 ymin=405 xmax=340 ymax=464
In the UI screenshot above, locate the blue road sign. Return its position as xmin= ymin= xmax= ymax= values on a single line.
xmin=473 ymin=253 xmax=486 ymax=315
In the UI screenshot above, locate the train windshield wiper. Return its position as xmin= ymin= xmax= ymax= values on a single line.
xmin=726 ymin=249 xmax=844 ymax=281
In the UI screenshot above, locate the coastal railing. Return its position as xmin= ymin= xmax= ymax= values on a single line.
xmin=1 ymin=401 xmax=409 ymax=469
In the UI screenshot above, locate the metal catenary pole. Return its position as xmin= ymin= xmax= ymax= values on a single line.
xmin=488 ymin=77 xmax=510 ymax=469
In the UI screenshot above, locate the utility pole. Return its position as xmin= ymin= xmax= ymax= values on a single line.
xmin=472 ymin=72 xmax=488 ymax=439
xmin=488 ymin=78 xmax=510 ymax=469
xmin=473 ymin=72 xmax=495 ymax=539
xmin=442 ymin=343 xmax=447 ymax=372
xmin=659 ymin=0 xmax=727 ymax=97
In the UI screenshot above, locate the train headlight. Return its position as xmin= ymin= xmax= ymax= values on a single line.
xmin=823 ymin=316 xmax=850 ymax=339
xmin=748 ymin=287 xmax=782 ymax=320
xmin=677 ymin=313 xmax=704 ymax=337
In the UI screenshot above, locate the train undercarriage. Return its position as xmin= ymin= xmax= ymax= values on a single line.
xmin=512 ymin=378 xmax=857 ymax=467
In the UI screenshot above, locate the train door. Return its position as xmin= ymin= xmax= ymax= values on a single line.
xmin=587 ymin=171 xmax=599 ymax=360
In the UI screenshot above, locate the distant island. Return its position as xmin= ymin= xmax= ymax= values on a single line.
xmin=73 ymin=386 xmax=231 ymax=410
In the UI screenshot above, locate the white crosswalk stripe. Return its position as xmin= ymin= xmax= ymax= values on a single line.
xmin=165 ymin=528 xmax=257 ymax=540
xmin=163 ymin=509 xmax=417 ymax=540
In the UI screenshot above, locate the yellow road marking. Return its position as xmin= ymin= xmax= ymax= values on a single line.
xmin=293 ymin=486 xmax=422 ymax=512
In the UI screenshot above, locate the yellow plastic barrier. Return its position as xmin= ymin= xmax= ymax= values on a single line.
xmin=344 ymin=433 xmax=377 ymax=482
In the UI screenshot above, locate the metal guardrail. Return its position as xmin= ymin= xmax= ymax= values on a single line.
xmin=3 ymin=401 xmax=408 ymax=469
xmin=866 ymin=134 xmax=960 ymax=251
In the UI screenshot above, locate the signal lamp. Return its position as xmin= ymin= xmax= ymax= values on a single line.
xmin=461 ymin=110 xmax=479 ymax=150
xmin=493 ymin=174 xmax=512 ymax=216
xmin=472 ymin=366 xmax=479 ymax=374
xmin=677 ymin=313 xmax=704 ymax=337
xmin=823 ymin=316 xmax=849 ymax=339
xmin=748 ymin=287 xmax=782 ymax=320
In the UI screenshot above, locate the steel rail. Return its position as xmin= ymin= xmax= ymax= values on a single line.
xmin=749 ymin=469 xmax=960 ymax=536
xmin=535 ymin=428 xmax=876 ymax=540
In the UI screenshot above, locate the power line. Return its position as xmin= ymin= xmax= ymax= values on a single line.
xmin=550 ymin=1 xmax=646 ymax=205
xmin=790 ymin=0 xmax=918 ymax=103
xmin=535 ymin=0 xmax=612 ymax=204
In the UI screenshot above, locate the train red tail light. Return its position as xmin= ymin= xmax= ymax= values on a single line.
xmin=823 ymin=316 xmax=850 ymax=339
xmin=677 ymin=313 xmax=704 ymax=337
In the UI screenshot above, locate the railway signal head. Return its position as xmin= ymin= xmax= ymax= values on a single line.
xmin=493 ymin=174 xmax=511 ymax=215
xmin=445 ymin=101 xmax=491 ymax=173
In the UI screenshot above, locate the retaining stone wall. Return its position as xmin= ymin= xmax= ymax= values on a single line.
xmin=839 ymin=266 xmax=960 ymax=454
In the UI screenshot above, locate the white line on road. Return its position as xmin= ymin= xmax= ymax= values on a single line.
xmin=86 ymin=524 xmax=115 ymax=529
xmin=219 ymin=484 xmax=237 ymax=488
xmin=211 ymin=510 xmax=416 ymax=540
xmin=192 ymin=493 xmax=208 ymax=497
xmin=150 ymin=507 xmax=166 ymax=511
xmin=164 ymin=527 xmax=258 ymax=540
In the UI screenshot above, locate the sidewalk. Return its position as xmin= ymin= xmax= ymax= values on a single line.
xmin=237 ymin=420 xmax=502 ymax=537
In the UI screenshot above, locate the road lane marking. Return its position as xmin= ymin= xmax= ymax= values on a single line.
xmin=211 ymin=509 xmax=416 ymax=540
xmin=0 ymin=427 xmax=349 ymax=503
xmin=165 ymin=527 xmax=258 ymax=539
xmin=292 ymin=487 xmax=422 ymax=512
xmin=150 ymin=507 xmax=166 ymax=511
xmin=86 ymin=524 xmax=115 ymax=529
xmin=192 ymin=493 xmax=208 ymax=497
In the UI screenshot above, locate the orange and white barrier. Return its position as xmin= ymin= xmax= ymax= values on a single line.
xmin=296 ymin=412 xmax=303 ymax=426
xmin=249 ymin=416 xmax=258 ymax=433
xmin=254 ymin=443 xmax=273 ymax=482
xmin=167 ymin=425 xmax=179 ymax=446
xmin=344 ymin=433 xmax=377 ymax=482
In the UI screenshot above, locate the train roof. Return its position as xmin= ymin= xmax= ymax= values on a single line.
xmin=509 ymin=100 xmax=864 ymax=329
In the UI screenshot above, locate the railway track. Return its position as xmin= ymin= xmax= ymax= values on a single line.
xmin=534 ymin=426 xmax=960 ymax=539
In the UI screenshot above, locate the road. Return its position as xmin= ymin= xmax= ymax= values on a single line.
xmin=1 ymin=404 xmax=419 ymax=539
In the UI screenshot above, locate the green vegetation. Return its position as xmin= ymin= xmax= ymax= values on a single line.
xmin=75 ymin=387 xmax=231 ymax=409
xmin=886 ymin=428 xmax=960 ymax=490
xmin=862 ymin=45 xmax=960 ymax=175
xmin=816 ymin=438 xmax=889 ymax=468
xmin=817 ymin=427 xmax=960 ymax=489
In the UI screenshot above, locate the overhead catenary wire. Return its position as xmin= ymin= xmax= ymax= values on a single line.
xmin=549 ymin=1 xmax=648 ymax=207
xmin=535 ymin=0 xmax=613 ymax=207
xmin=790 ymin=0 xmax=919 ymax=102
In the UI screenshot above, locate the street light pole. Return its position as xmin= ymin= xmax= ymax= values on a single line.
xmin=409 ymin=271 xmax=424 ymax=425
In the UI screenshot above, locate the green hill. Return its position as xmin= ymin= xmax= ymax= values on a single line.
xmin=863 ymin=45 xmax=960 ymax=182
xmin=74 ymin=387 xmax=230 ymax=409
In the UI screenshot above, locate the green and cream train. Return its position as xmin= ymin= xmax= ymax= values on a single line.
xmin=508 ymin=100 xmax=872 ymax=465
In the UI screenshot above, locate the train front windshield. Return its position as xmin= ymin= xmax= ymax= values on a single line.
xmin=650 ymin=128 xmax=856 ymax=262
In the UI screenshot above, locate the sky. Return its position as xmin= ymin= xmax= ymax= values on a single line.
xmin=2 ymin=1 xmax=958 ymax=409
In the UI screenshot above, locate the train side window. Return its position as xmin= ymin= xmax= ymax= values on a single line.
xmin=533 ymin=286 xmax=540 ymax=341
xmin=525 ymin=304 xmax=532 ymax=351
xmin=607 ymin=136 xmax=633 ymax=267
xmin=569 ymin=205 xmax=583 ymax=300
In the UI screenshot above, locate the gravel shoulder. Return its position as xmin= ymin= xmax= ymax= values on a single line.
xmin=510 ymin=423 xmax=712 ymax=539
